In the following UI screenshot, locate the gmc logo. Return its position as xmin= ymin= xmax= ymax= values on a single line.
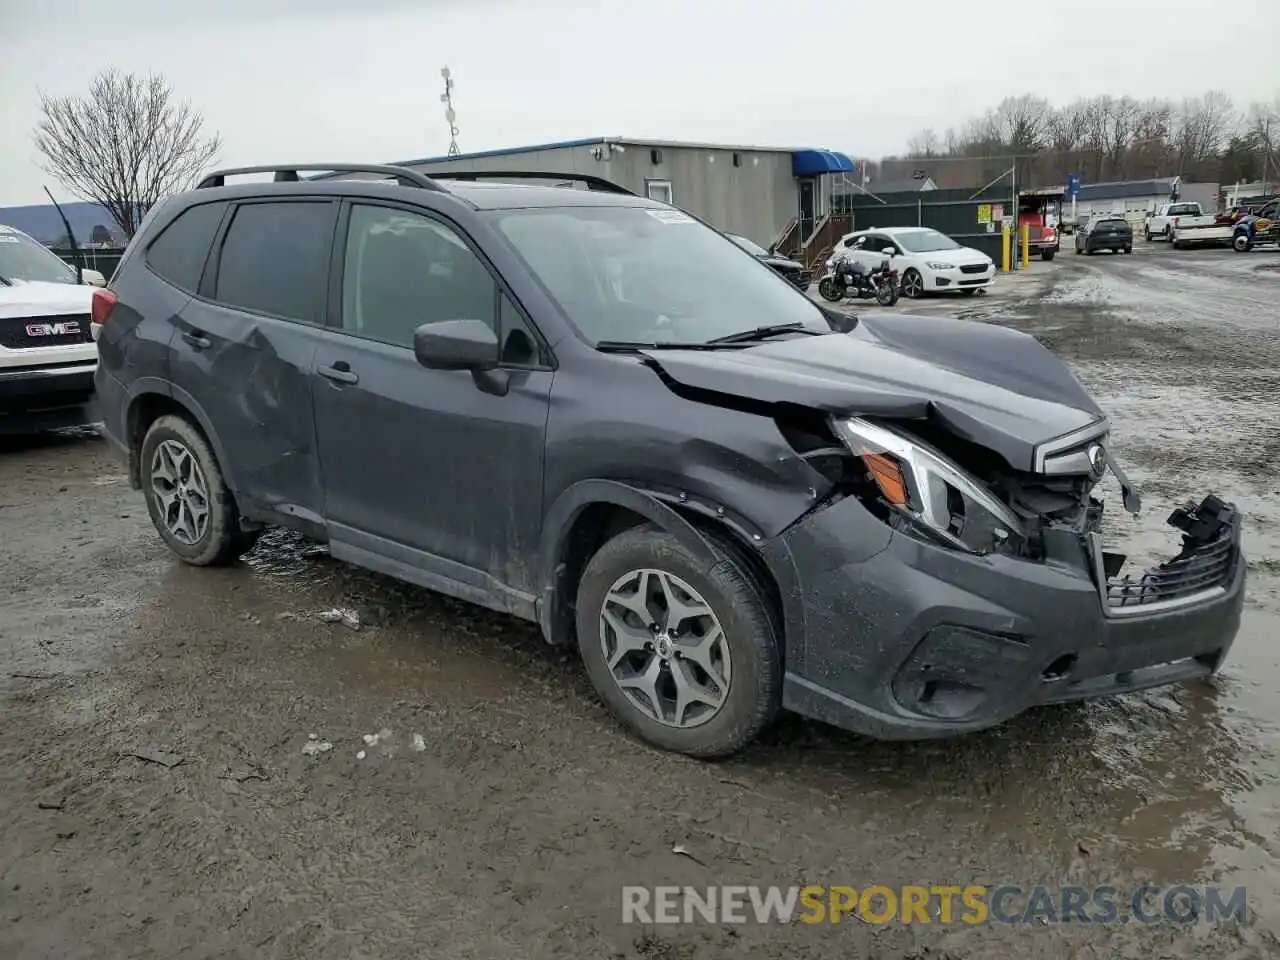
xmin=26 ymin=321 xmax=81 ymax=337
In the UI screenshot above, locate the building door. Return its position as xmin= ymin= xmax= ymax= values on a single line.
xmin=798 ymin=178 xmax=816 ymax=243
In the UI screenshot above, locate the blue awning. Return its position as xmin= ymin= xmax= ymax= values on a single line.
xmin=792 ymin=149 xmax=856 ymax=177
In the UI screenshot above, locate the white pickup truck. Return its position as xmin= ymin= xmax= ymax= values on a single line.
xmin=1143 ymin=202 xmax=1205 ymax=240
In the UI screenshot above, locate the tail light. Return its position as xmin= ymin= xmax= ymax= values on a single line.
xmin=91 ymin=288 xmax=117 ymax=326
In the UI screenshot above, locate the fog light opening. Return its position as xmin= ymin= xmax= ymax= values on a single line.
xmin=1042 ymin=654 xmax=1077 ymax=682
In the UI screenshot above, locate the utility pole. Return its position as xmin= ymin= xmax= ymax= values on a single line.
xmin=1263 ymin=117 xmax=1272 ymax=198
xmin=441 ymin=67 xmax=460 ymax=157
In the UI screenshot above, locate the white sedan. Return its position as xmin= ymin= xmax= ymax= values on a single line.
xmin=828 ymin=226 xmax=995 ymax=299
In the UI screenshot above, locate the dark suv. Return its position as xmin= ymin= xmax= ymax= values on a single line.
xmin=1075 ymin=216 xmax=1134 ymax=255
xmin=93 ymin=164 xmax=1245 ymax=758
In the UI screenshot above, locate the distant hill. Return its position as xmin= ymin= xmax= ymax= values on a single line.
xmin=0 ymin=201 xmax=124 ymax=246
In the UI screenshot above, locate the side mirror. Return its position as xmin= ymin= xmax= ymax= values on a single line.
xmin=883 ymin=247 xmax=898 ymax=256
xmin=413 ymin=319 xmax=498 ymax=371
xmin=81 ymin=268 xmax=107 ymax=287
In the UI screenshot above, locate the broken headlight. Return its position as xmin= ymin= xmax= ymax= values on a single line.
xmin=832 ymin=417 xmax=1024 ymax=555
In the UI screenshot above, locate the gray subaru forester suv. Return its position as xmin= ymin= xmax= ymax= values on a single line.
xmin=91 ymin=163 xmax=1245 ymax=757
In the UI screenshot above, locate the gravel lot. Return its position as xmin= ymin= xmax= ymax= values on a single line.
xmin=2 ymin=242 xmax=1278 ymax=959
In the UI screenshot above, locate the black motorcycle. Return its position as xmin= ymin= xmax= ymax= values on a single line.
xmin=818 ymin=256 xmax=900 ymax=306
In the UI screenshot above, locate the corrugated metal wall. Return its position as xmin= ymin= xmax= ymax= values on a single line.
xmin=406 ymin=142 xmax=798 ymax=250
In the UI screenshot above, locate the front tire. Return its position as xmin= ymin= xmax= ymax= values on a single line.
xmin=574 ymin=524 xmax=781 ymax=758
xmin=140 ymin=415 xmax=260 ymax=566
xmin=1041 ymin=249 xmax=1056 ymax=261
xmin=901 ymin=268 xmax=924 ymax=299
xmin=1234 ymin=233 xmax=1253 ymax=252
xmin=817 ymin=277 xmax=845 ymax=302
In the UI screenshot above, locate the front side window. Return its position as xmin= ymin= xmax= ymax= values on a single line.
xmin=341 ymin=204 xmax=541 ymax=365
xmin=893 ymin=229 xmax=960 ymax=253
xmin=0 ymin=225 xmax=78 ymax=285
xmin=495 ymin=205 xmax=828 ymax=346
xmin=214 ymin=201 xmax=333 ymax=323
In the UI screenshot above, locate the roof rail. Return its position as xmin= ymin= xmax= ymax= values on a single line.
xmin=196 ymin=163 xmax=445 ymax=191
xmin=426 ymin=170 xmax=635 ymax=196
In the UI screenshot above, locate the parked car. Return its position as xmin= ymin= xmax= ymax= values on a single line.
xmin=830 ymin=227 xmax=995 ymax=298
xmin=1074 ymin=216 xmax=1133 ymax=255
xmin=1144 ymin=202 xmax=1204 ymax=241
xmin=726 ymin=233 xmax=811 ymax=289
xmin=94 ymin=163 xmax=1244 ymax=758
xmin=0 ymin=223 xmax=107 ymax=433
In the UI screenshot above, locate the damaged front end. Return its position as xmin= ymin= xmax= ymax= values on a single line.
xmin=772 ymin=411 xmax=1245 ymax=738
xmin=819 ymin=414 xmax=1241 ymax=612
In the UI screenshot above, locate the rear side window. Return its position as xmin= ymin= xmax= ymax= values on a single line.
xmin=213 ymin=201 xmax=334 ymax=323
xmin=145 ymin=201 xmax=227 ymax=292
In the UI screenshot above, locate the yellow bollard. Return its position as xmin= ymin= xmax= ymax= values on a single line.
xmin=1020 ymin=224 xmax=1030 ymax=266
xmin=1002 ymin=227 xmax=1012 ymax=272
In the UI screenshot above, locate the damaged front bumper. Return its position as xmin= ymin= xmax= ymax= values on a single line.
xmin=770 ymin=493 xmax=1245 ymax=740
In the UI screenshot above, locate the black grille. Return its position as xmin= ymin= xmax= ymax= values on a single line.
xmin=959 ymin=263 xmax=989 ymax=275
xmin=1107 ymin=532 xmax=1236 ymax=609
xmin=0 ymin=313 xmax=93 ymax=350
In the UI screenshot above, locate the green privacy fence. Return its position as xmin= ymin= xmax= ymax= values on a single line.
xmin=834 ymin=186 xmax=1017 ymax=261
xmin=54 ymin=248 xmax=125 ymax=280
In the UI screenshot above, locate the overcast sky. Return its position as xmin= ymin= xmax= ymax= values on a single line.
xmin=1 ymin=0 xmax=1277 ymax=206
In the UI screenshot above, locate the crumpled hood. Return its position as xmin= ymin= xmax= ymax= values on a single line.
xmin=0 ymin=280 xmax=95 ymax=320
xmin=642 ymin=312 xmax=1105 ymax=472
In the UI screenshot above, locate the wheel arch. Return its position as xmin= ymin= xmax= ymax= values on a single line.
xmin=125 ymin=384 xmax=237 ymax=494
xmin=536 ymin=480 xmax=783 ymax=651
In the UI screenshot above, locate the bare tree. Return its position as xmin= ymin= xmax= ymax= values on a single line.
xmin=34 ymin=70 xmax=221 ymax=238
xmin=905 ymin=128 xmax=941 ymax=157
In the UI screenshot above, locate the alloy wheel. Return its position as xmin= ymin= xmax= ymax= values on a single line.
xmin=598 ymin=568 xmax=731 ymax=728
xmin=902 ymin=270 xmax=924 ymax=298
xmin=149 ymin=439 xmax=211 ymax=545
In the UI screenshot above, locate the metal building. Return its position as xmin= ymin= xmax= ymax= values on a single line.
xmin=387 ymin=137 xmax=856 ymax=252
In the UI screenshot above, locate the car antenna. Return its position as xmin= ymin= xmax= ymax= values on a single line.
xmin=42 ymin=185 xmax=83 ymax=285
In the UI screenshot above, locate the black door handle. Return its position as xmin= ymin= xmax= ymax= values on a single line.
xmin=318 ymin=362 xmax=358 ymax=385
xmin=182 ymin=331 xmax=212 ymax=350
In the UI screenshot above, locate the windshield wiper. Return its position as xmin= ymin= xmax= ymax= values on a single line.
xmin=595 ymin=340 xmax=748 ymax=352
xmin=706 ymin=322 xmax=823 ymax=344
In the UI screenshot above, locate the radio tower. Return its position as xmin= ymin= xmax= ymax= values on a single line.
xmin=441 ymin=67 xmax=460 ymax=157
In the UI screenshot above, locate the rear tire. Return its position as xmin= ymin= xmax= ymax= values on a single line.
xmin=1041 ymin=249 xmax=1055 ymax=261
xmin=140 ymin=415 xmax=260 ymax=566
xmin=574 ymin=524 xmax=781 ymax=758
xmin=875 ymin=282 xmax=898 ymax=306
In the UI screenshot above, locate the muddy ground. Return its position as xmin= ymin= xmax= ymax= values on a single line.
xmin=2 ymin=242 xmax=1278 ymax=959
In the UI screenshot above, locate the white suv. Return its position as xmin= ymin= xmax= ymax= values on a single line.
xmin=828 ymin=226 xmax=996 ymax=299
xmin=0 ymin=223 xmax=106 ymax=433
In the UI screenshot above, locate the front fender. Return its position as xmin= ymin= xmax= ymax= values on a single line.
xmin=536 ymin=478 xmax=722 ymax=644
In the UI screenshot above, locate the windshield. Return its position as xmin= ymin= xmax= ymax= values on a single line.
xmin=893 ymin=229 xmax=960 ymax=253
xmin=727 ymin=233 xmax=769 ymax=257
xmin=494 ymin=206 xmax=827 ymax=345
xmin=0 ymin=226 xmax=77 ymax=284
